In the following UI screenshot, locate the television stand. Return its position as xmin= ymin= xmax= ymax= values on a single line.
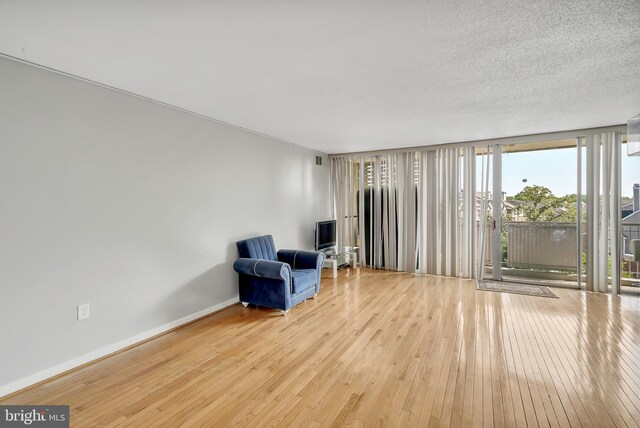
xmin=323 ymin=246 xmax=359 ymax=279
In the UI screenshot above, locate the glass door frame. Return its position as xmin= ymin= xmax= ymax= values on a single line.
xmin=490 ymin=140 xmax=584 ymax=288
xmin=491 ymin=145 xmax=502 ymax=281
xmin=576 ymin=137 xmax=583 ymax=289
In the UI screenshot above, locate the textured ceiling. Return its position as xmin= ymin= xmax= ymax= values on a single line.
xmin=1 ymin=1 xmax=639 ymax=154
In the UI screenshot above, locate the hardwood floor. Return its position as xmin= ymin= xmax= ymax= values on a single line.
xmin=3 ymin=268 xmax=640 ymax=427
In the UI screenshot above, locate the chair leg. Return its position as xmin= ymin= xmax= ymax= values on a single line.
xmin=280 ymin=309 xmax=289 ymax=316
xmin=313 ymin=294 xmax=318 ymax=299
xmin=241 ymin=302 xmax=249 ymax=308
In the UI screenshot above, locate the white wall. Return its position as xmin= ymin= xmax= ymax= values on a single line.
xmin=0 ymin=56 xmax=330 ymax=393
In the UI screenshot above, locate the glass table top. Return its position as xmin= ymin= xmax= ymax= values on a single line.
xmin=324 ymin=246 xmax=359 ymax=258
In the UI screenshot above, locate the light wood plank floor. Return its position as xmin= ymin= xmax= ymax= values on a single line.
xmin=3 ymin=268 xmax=640 ymax=427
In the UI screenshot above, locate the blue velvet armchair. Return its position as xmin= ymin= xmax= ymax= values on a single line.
xmin=233 ymin=235 xmax=325 ymax=315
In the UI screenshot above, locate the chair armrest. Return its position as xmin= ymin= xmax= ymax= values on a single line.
xmin=277 ymin=250 xmax=325 ymax=270
xmin=233 ymin=258 xmax=291 ymax=281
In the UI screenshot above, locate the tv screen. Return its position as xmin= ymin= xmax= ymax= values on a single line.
xmin=315 ymin=220 xmax=336 ymax=251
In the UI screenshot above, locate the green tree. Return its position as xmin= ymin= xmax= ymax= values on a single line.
xmin=512 ymin=185 xmax=577 ymax=222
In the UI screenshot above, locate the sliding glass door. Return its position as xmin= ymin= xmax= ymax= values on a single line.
xmin=489 ymin=140 xmax=582 ymax=288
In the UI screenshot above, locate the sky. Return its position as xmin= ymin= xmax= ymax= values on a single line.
xmin=480 ymin=146 xmax=640 ymax=198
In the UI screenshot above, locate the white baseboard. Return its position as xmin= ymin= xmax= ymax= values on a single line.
xmin=0 ymin=297 xmax=238 ymax=399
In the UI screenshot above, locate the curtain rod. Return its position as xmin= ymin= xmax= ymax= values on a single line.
xmin=328 ymin=124 xmax=627 ymax=158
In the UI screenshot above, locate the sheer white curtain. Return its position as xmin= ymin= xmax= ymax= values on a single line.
xmin=476 ymin=146 xmax=492 ymax=280
xmin=585 ymin=132 xmax=622 ymax=294
xmin=330 ymin=158 xmax=357 ymax=249
xmin=461 ymin=146 xmax=477 ymax=278
xmin=416 ymin=149 xmax=459 ymax=276
xmin=331 ymin=147 xmax=477 ymax=278
xmin=342 ymin=153 xmax=418 ymax=271
xmin=415 ymin=147 xmax=475 ymax=277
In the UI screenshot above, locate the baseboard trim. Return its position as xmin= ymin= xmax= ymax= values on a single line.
xmin=0 ymin=297 xmax=239 ymax=399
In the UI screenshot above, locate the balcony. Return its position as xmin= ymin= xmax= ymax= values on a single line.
xmin=486 ymin=221 xmax=640 ymax=289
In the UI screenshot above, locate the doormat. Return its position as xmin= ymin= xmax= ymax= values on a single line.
xmin=477 ymin=279 xmax=558 ymax=298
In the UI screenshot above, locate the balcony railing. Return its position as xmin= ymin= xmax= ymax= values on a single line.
xmin=506 ymin=222 xmax=577 ymax=271
xmin=623 ymin=223 xmax=640 ymax=281
xmin=503 ymin=221 xmax=640 ymax=283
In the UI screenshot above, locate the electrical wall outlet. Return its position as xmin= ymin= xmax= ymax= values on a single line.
xmin=77 ymin=303 xmax=90 ymax=321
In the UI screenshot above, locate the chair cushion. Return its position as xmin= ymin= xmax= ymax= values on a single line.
xmin=291 ymin=269 xmax=316 ymax=295
xmin=236 ymin=235 xmax=277 ymax=260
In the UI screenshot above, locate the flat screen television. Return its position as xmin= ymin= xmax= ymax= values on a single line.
xmin=315 ymin=220 xmax=336 ymax=251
